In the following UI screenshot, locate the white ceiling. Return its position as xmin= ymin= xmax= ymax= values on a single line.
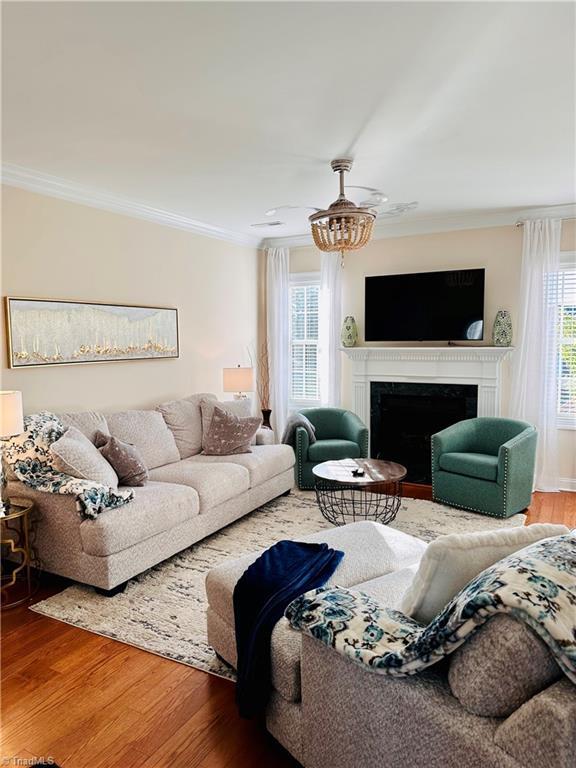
xmin=3 ymin=2 xmax=575 ymax=243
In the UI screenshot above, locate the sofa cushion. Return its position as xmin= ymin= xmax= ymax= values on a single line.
xmin=401 ymin=524 xmax=569 ymax=625
xmin=188 ymin=444 xmax=294 ymax=488
xmin=57 ymin=411 xmax=110 ymax=444
xmin=105 ymin=410 xmax=180 ymax=469
xmin=206 ymin=521 xmax=426 ymax=628
xmin=449 ymin=615 xmax=562 ymax=717
xmin=79 ymin=480 xmax=199 ymax=556
xmin=494 ymin=679 xmax=576 ymax=768
xmin=439 ymin=451 xmax=498 ymax=482
xmin=148 ymin=459 xmax=250 ymax=511
xmin=308 ymin=439 xmax=361 ymax=462
xmin=156 ymin=393 xmax=216 ymax=459
xmin=50 ymin=426 xmax=119 ymax=488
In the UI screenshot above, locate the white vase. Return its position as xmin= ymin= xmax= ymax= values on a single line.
xmin=341 ymin=316 xmax=358 ymax=347
xmin=493 ymin=310 xmax=512 ymax=346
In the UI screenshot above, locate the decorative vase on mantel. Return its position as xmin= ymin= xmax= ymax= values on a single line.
xmin=492 ymin=310 xmax=512 ymax=347
xmin=341 ymin=316 xmax=358 ymax=347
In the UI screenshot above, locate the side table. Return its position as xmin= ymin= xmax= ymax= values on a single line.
xmin=1 ymin=498 xmax=39 ymax=609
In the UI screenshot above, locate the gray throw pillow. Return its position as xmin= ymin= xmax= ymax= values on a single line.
xmin=448 ymin=614 xmax=562 ymax=717
xmin=51 ymin=426 xmax=118 ymax=488
xmin=95 ymin=430 xmax=149 ymax=487
xmin=202 ymin=406 xmax=261 ymax=456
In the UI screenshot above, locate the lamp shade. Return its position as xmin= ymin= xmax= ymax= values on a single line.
xmin=223 ymin=367 xmax=254 ymax=393
xmin=0 ymin=391 xmax=24 ymax=438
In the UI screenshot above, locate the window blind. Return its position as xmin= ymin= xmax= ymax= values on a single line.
xmin=290 ymin=283 xmax=320 ymax=402
xmin=557 ymin=265 xmax=576 ymax=423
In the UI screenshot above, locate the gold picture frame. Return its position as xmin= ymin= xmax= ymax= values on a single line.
xmin=5 ymin=296 xmax=179 ymax=368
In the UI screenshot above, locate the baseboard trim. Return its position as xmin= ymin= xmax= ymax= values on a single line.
xmin=401 ymin=482 xmax=432 ymax=501
xmin=559 ymin=477 xmax=576 ymax=492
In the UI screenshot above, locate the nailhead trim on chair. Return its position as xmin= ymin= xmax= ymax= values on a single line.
xmin=502 ymin=448 xmax=510 ymax=517
xmin=296 ymin=427 xmax=306 ymax=490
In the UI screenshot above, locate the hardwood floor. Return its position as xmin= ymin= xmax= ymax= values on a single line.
xmin=2 ymin=491 xmax=574 ymax=768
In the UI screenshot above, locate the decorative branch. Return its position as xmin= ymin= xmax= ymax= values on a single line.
xmin=257 ymin=342 xmax=270 ymax=409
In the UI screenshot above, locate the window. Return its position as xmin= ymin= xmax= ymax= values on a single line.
xmin=290 ymin=274 xmax=320 ymax=404
xmin=557 ymin=258 xmax=576 ymax=428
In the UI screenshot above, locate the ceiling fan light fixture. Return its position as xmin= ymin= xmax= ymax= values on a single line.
xmin=309 ymin=159 xmax=376 ymax=252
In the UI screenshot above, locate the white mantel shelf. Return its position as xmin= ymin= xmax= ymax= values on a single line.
xmin=343 ymin=346 xmax=513 ymax=363
xmin=342 ymin=345 xmax=514 ymax=429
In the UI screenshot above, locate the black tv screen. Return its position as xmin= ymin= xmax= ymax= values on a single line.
xmin=365 ymin=268 xmax=485 ymax=342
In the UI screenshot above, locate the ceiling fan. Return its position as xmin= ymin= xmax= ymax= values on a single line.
xmin=251 ymin=158 xmax=418 ymax=253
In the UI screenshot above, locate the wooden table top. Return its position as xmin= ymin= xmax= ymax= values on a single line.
xmin=312 ymin=458 xmax=407 ymax=486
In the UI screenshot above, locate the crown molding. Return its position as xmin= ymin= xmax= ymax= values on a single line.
xmin=262 ymin=203 xmax=576 ymax=249
xmin=3 ymin=163 xmax=573 ymax=251
xmin=2 ymin=163 xmax=261 ymax=248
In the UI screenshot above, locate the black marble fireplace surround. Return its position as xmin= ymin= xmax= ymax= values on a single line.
xmin=370 ymin=382 xmax=478 ymax=484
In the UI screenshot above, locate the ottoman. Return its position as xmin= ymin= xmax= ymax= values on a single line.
xmin=205 ymin=521 xmax=427 ymax=757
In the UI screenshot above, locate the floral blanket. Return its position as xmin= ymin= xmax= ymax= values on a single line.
xmin=4 ymin=412 xmax=133 ymax=520
xmin=286 ymin=532 xmax=576 ymax=683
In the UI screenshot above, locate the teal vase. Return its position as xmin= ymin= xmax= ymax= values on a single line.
xmin=341 ymin=316 xmax=358 ymax=347
xmin=493 ymin=310 xmax=512 ymax=346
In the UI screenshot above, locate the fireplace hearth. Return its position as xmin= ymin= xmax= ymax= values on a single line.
xmin=370 ymin=382 xmax=478 ymax=484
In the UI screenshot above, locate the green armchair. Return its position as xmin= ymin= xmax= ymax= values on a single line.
xmin=295 ymin=408 xmax=369 ymax=490
xmin=431 ymin=417 xmax=537 ymax=518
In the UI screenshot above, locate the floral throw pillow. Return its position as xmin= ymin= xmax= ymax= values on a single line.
xmin=202 ymin=406 xmax=261 ymax=456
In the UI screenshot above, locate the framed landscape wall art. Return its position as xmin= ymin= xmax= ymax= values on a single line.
xmin=5 ymin=297 xmax=179 ymax=368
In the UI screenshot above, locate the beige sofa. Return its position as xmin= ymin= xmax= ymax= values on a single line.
xmin=206 ymin=522 xmax=576 ymax=768
xmin=7 ymin=393 xmax=295 ymax=591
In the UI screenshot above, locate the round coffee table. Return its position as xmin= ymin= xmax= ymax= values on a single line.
xmin=312 ymin=458 xmax=407 ymax=526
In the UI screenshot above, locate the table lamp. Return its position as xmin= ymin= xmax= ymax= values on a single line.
xmin=223 ymin=366 xmax=254 ymax=400
xmin=0 ymin=391 xmax=24 ymax=515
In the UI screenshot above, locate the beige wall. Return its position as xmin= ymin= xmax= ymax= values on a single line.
xmin=290 ymin=220 xmax=576 ymax=485
xmin=1 ymin=186 xmax=259 ymax=413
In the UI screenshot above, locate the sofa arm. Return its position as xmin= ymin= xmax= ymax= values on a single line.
xmin=256 ymin=428 xmax=276 ymax=446
xmin=431 ymin=420 xmax=476 ymax=472
xmin=295 ymin=425 xmax=310 ymax=462
xmin=341 ymin=411 xmax=369 ymax=457
xmin=494 ymin=679 xmax=576 ymax=768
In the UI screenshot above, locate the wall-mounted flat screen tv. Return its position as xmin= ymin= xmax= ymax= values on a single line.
xmin=365 ymin=268 xmax=485 ymax=341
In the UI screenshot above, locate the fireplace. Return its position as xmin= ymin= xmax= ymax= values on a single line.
xmin=370 ymin=382 xmax=478 ymax=484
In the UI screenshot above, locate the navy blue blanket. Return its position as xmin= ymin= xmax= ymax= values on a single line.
xmin=233 ymin=539 xmax=344 ymax=718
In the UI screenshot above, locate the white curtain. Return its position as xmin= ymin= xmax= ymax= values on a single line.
xmin=266 ymin=247 xmax=290 ymax=437
xmin=510 ymin=218 xmax=562 ymax=491
xmin=319 ymin=252 xmax=342 ymax=406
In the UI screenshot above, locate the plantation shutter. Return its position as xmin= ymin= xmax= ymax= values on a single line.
xmin=290 ymin=282 xmax=320 ymax=402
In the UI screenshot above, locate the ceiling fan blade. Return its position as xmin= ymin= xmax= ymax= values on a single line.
xmin=265 ymin=205 xmax=322 ymax=216
xmin=375 ymin=201 xmax=419 ymax=218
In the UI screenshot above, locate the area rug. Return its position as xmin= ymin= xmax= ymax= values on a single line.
xmin=31 ymin=491 xmax=525 ymax=680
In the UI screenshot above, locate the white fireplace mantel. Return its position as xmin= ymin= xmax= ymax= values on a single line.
xmin=343 ymin=346 xmax=513 ymax=429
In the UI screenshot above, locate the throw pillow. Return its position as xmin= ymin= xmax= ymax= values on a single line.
xmin=200 ymin=398 xmax=253 ymax=448
xmin=50 ymin=426 xmax=119 ymax=488
xmin=401 ymin=523 xmax=570 ymax=624
xmin=202 ymin=406 xmax=261 ymax=456
xmin=156 ymin=393 xmax=217 ymax=458
xmin=104 ymin=410 xmax=180 ymax=469
xmin=448 ymin=614 xmax=561 ymax=717
xmin=95 ymin=431 xmax=149 ymax=487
